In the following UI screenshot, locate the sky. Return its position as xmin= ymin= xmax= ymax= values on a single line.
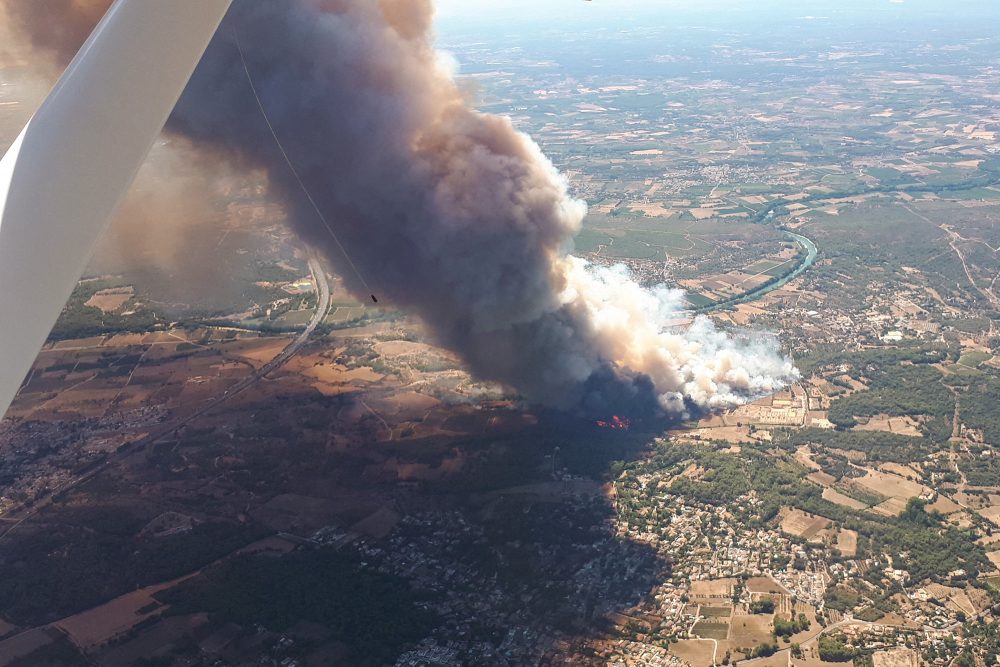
xmin=432 ymin=0 xmax=1000 ymax=34
xmin=433 ymin=0 xmax=999 ymax=14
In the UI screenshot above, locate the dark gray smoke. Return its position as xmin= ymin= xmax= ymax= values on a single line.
xmin=3 ymin=0 xmax=798 ymax=417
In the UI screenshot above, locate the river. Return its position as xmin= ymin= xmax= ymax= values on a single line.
xmin=693 ymin=230 xmax=818 ymax=314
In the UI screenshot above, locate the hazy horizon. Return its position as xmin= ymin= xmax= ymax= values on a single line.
xmin=434 ymin=0 xmax=1000 ymax=36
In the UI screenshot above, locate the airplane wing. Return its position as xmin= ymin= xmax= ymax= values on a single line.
xmin=0 ymin=0 xmax=232 ymax=418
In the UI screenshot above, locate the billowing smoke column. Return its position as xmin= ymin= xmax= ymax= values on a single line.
xmin=4 ymin=0 xmax=798 ymax=418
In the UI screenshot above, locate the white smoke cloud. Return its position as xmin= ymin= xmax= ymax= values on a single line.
xmin=561 ymin=257 xmax=799 ymax=416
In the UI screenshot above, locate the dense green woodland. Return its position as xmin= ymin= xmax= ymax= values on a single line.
xmin=49 ymin=273 xmax=302 ymax=341
xmin=49 ymin=279 xmax=161 ymax=341
xmin=819 ymin=636 xmax=856 ymax=662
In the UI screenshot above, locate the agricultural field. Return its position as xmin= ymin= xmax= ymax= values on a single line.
xmin=959 ymin=351 xmax=994 ymax=369
xmin=822 ymin=488 xmax=869 ymax=511
xmin=854 ymin=470 xmax=927 ymax=502
xmin=669 ymin=639 xmax=721 ymax=667
xmin=729 ymin=615 xmax=774 ymax=650
xmin=778 ymin=508 xmax=831 ymax=540
xmin=872 ymin=648 xmax=920 ymax=667
xmin=835 ymin=529 xmax=859 ymax=558
xmin=692 ymin=621 xmax=730 ymax=640
xmin=689 ymin=578 xmax=738 ymax=602
xmin=700 ymin=605 xmax=733 ymax=618
xmin=745 ymin=578 xmax=788 ymax=596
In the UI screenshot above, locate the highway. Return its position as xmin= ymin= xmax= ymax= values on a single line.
xmin=214 ymin=253 xmax=330 ymax=400
xmin=0 ymin=254 xmax=331 ymax=543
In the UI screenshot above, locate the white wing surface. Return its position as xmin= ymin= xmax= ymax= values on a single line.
xmin=0 ymin=0 xmax=233 ymax=418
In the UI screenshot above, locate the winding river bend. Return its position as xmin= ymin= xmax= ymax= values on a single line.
xmin=693 ymin=230 xmax=818 ymax=314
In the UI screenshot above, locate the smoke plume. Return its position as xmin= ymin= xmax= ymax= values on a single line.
xmin=0 ymin=0 xmax=111 ymax=72
xmin=3 ymin=0 xmax=798 ymax=418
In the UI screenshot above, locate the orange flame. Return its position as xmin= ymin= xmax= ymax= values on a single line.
xmin=596 ymin=415 xmax=630 ymax=430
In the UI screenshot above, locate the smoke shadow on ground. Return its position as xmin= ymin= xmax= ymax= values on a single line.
xmin=0 ymin=385 xmax=682 ymax=665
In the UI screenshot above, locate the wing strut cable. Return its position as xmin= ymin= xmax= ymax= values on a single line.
xmin=233 ymin=29 xmax=378 ymax=304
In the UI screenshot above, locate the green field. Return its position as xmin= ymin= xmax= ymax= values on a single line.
xmin=693 ymin=621 xmax=730 ymax=639
xmin=764 ymin=259 xmax=798 ymax=277
xmin=941 ymin=187 xmax=1000 ymax=201
xmin=745 ymin=259 xmax=785 ymax=274
xmin=945 ymin=364 xmax=982 ymax=378
xmin=820 ymin=173 xmax=858 ymax=187
xmin=867 ymin=167 xmax=906 ymax=182
xmin=943 ymin=318 xmax=992 ymax=334
xmin=701 ymin=606 xmax=733 ymax=618
xmin=274 ymin=310 xmax=315 ymax=327
xmin=605 ymin=229 xmax=706 ymax=259
xmin=573 ymin=228 xmax=614 ymax=253
xmin=735 ymin=184 xmax=774 ymax=194
xmin=685 ymin=292 xmax=716 ymax=308
xmin=326 ymin=306 xmax=366 ymax=323
xmin=958 ymin=351 xmax=993 ymax=368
